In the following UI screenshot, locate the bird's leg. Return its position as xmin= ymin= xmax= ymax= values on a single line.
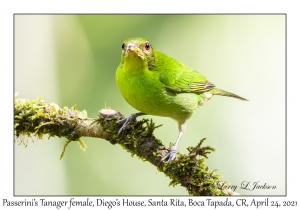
xmin=161 ymin=123 xmax=186 ymax=163
xmin=117 ymin=112 xmax=146 ymax=135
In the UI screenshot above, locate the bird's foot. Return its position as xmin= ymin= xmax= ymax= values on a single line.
xmin=161 ymin=145 xmax=178 ymax=163
xmin=117 ymin=113 xmax=139 ymax=135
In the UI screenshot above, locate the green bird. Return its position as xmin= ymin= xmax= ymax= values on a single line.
xmin=116 ymin=37 xmax=247 ymax=162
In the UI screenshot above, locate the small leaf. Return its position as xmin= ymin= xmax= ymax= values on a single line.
xmin=78 ymin=109 xmax=87 ymax=119
xmin=77 ymin=139 xmax=87 ymax=151
xmin=60 ymin=140 xmax=71 ymax=160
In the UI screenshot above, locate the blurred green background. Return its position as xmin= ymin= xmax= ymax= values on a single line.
xmin=15 ymin=15 xmax=285 ymax=195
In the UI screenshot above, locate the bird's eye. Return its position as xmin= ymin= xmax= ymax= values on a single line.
xmin=144 ymin=42 xmax=150 ymax=50
xmin=121 ymin=43 xmax=125 ymax=50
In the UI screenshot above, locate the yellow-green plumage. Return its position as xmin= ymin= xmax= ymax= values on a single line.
xmin=116 ymin=37 xmax=247 ymax=162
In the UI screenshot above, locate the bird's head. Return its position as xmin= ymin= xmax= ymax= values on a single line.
xmin=120 ymin=37 xmax=155 ymax=70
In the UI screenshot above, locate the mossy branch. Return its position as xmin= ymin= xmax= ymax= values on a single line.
xmin=14 ymin=95 xmax=237 ymax=196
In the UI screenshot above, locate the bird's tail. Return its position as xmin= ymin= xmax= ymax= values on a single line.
xmin=209 ymin=88 xmax=248 ymax=101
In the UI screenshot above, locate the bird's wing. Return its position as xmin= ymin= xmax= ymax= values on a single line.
xmin=159 ymin=68 xmax=215 ymax=93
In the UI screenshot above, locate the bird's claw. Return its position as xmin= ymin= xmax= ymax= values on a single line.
xmin=117 ymin=114 xmax=137 ymax=135
xmin=161 ymin=146 xmax=178 ymax=163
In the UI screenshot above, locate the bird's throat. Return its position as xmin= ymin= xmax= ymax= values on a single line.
xmin=123 ymin=55 xmax=148 ymax=75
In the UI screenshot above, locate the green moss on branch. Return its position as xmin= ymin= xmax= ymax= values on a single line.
xmin=14 ymin=96 xmax=236 ymax=196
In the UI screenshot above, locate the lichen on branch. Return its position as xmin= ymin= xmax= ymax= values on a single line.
xmin=14 ymin=95 xmax=237 ymax=196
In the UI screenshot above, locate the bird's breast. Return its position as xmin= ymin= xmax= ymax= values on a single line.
xmin=116 ymin=68 xmax=199 ymax=123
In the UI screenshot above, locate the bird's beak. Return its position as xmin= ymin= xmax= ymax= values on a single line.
xmin=126 ymin=43 xmax=142 ymax=57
